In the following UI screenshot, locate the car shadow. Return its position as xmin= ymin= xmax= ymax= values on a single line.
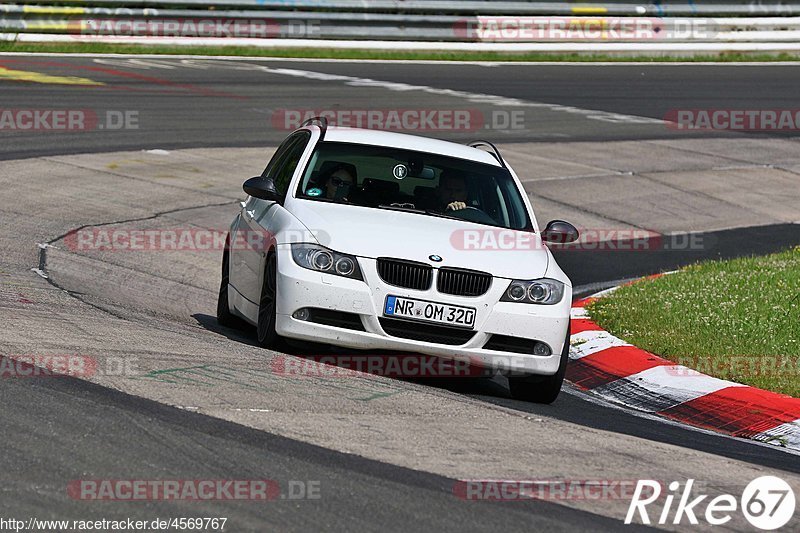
xmin=192 ymin=313 xmax=260 ymax=347
xmin=192 ymin=313 xmax=512 ymax=399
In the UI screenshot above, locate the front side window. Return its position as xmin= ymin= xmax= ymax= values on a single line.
xmin=295 ymin=142 xmax=531 ymax=230
xmin=264 ymin=131 xmax=311 ymax=198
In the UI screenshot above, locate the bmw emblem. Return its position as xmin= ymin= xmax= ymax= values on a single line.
xmin=429 ymin=255 xmax=443 ymax=262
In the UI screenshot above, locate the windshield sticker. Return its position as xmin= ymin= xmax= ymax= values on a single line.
xmin=306 ymin=187 xmax=323 ymax=197
xmin=392 ymin=164 xmax=408 ymax=180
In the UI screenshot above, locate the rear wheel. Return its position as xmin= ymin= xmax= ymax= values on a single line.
xmin=257 ymin=253 xmax=281 ymax=348
xmin=508 ymin=322 xmax=570 ymax=404
xmin=216 ymin=246 xmax=244 ymax=329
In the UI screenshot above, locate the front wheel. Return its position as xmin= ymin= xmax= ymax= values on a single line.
xmin=257 ymin=253 xmax=281 ymax=348
xmin=508 ymin=322 xmax=570 ymax=404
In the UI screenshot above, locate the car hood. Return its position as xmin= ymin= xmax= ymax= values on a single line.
xmin=288 ymin=200 xmax=549 ymax=280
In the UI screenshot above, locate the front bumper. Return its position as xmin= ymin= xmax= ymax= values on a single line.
xmin=274 ymin=245 xmax=571 ymax=376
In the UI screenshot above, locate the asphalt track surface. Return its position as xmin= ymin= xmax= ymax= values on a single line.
xmin=3 ymin=57 xmax=800 ymax=159
xmin=1 ymin=56 xmax=799 ymax=531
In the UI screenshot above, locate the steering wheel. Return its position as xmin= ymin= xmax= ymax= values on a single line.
xmin=447 ymin=206 xmax=497 ymax=225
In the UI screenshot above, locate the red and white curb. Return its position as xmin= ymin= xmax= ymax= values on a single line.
xmin=568 ymin=282 xmax=800 ymax=452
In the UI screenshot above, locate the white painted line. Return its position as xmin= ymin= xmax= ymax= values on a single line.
xmin=74 ymin=56 xmax=660 ymax=126
xmin=249 ymin=64 xmax=661 ymax=125
xmin=8 ymin=33 xmax=800 ymax=54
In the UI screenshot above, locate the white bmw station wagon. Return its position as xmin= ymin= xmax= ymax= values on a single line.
xmin=218 ymin=118 xmax=579 ymax=403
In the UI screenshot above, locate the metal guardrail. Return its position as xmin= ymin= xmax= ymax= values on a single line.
xmin=1 ymin=1 xmax=798 ymax=16
xmin=1 ymin=1 xmax=800 ymax=51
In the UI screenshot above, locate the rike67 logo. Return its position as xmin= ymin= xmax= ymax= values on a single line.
xmin=626 ymin=477 xmax=796 ymax=530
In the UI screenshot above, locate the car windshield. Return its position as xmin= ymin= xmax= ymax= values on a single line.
xmin=295 ymin=141 xmax=532 ymax=230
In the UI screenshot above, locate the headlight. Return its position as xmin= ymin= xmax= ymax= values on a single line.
xmin=291 ymin=244 xmax=363 ymax=281
xmin=500 ymin=279 xmax=564 ymax=305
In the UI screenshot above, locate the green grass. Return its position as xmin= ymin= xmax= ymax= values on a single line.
xmin=588 ymin=247 xmax=800 ymax=397
xmin=2 ymin=41 xmax=800 ymax=62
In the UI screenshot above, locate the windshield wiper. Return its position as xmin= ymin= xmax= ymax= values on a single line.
xmin=424 ymin=209 xmax=464 ymax=222
xmin=376 ymin=204 xmax=468 ymax=222
xmin=377 ymin=204 xmax=424 ymax=213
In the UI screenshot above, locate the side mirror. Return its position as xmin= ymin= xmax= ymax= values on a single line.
xmin=243 ymin=176 xmax=281 ymax=202
xmin=541 ymin=220 xmax=579 ymax=244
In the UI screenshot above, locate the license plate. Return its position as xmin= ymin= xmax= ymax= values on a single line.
xmin=384 ymin=296 xmax=476 ymax=328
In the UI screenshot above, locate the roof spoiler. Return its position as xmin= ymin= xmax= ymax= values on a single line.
xmin=301 ymin=116 xmax=329 ymax=140
xmin=468 ymin=140 xmax=506 ymax=169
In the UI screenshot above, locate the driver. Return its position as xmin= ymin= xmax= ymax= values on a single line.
xmin=321 ymin=163 xmax=357 ymax=200
xmin=437 ymin=171 xmax=469 ymax=212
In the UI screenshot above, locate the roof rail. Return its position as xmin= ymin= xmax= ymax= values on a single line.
xmin=468 ymin=140 xmax=506 ymax=169
xmin=301 ymin=116 xmax=329 ymax=140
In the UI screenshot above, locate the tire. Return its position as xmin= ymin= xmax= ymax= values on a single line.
xmin=508 ymin=322 xmax=570 ymax=404
xmin=216 ymin=246 xmax=244 ymax=329
xmin=257 ymin=253 xmax=281 ymax=348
